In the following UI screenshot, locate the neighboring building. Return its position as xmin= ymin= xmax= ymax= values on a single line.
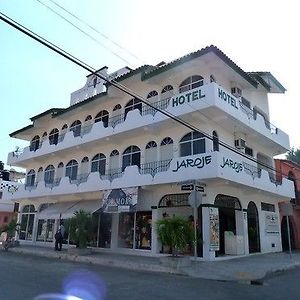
xmin=3 ymin=45 xmax=294 ymax=260
xmin=275 ymin=159 xmax=300 ymax=250
xmin=0 ymin=166 xmax=24 ymax=227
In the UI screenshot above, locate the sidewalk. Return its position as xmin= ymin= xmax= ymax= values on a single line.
xmin=8 ymin=245 xmax=300 ymax=282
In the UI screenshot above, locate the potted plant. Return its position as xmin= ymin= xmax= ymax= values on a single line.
xmin=156 ymin=216 xmax=194 ymax=268
xmin=67 ymin=209 xmax=93 ymax=254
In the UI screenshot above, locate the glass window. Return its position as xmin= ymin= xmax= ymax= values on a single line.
xmin=122 ymin=146 xmax=141 ymax=171
xmin=179 ymin=75 xmax=204 ymax=93
xmin=49 ymin=128 xmax=59 ymax=145
xmin=36 ymin=219 xmax=55 ymax=242
xmin=30 ymin=135 xmax=40 ymax=151
xmin=70 ymin=120 xmax=82 ymax=137
xmin=26 ymin=169 xmax=36 ymax=186
xmin=147 ymin=90 xmax=158 ymax=99
xmin=161 ymin=85 xmax=173 ymax=94
xmin=95 ymin=110 xmax=109 ymax=127
xmin=135 ymin=211 xmax=152 ymax=250
xmin=91 ymin=153 xmax=106 ymax=175
xmin=179 ymin=131 xmax=205 ymax=157
xmin=19 ymin=206 xmax=35 ymax=241
xmin=124 ymin=98 xmax=142 ymax=119
xmin=44 ymin=165 xmax=55 ymax=184
xmin=118 ymin=212 xmax=134 ymax=248
xmin=65 ymin=160 xmax=78 ymax=180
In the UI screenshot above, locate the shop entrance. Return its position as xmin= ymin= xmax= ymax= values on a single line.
xmin=281 ymin=216 xmax=295 ymax=251
xmin=98 ymin=213 xmax=112 ymax=248
xmin=247 ymin=202 xmax=260 ymax=253
xmin=214 ymin=194 xmax=242 ymax=256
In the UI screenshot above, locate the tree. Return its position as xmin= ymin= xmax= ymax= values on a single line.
xmin=156 ymin=216 xmax=194 ymax=256
xmin=286 ymin=147 xmax=300 ymax=165
xmin=67 ymin=210 xmax=93 ymax=249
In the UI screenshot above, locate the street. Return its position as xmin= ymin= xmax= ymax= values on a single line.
xmin=1 ymin=251 xmax=300 ymax=300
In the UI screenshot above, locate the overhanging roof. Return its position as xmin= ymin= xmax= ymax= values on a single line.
xmin=30 ymin=108 xmax=65 ymax=121
xmin=248 ymin=72 xmax=286 ymax=93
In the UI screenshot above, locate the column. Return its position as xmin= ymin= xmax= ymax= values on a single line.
xmin=202 ymin=206 xmax=216 ymax=261
xmin=151 ymin=208 xmax=159 ymax=255
xmin=235 ymin=210 xmax=248 ymax=255
xmin=110 ymin=213 xmax=119 ymax=249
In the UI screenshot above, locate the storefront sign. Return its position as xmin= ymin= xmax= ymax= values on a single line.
xmin=102 ymin=187 xmax=138 ymax=213
xmin=220 ymin=157 xmax=243 ymax=173
xmin=218 ymin=88 xmax=239 ymax=109
xmin=172 ymin=155 xmax=212 ymax=172
xmin=209 ymin=207 xmax=220 ymax=251
xmin=265 ymin=213 xmax=279 ymax=235
xmin=171 ymin=88 xmax=205 ymax=107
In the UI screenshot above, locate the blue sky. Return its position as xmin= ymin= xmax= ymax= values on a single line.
xmin=0 ymin=0 xmax=299 ymax=170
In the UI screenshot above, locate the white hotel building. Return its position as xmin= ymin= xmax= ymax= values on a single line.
xmin=3 ymin=45 xmax=294 ymax=260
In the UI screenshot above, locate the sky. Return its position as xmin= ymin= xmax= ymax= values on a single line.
xmin=0 ymin=0 xmax=299 ymax=171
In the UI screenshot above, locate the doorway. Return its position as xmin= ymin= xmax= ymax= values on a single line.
xmin=281 ymin=216 xmax=295 ymax=251
xmin=247 ymin=201 xmax=260 ymax=253
xmin=98 ymin=213 xmax=112 ymax=248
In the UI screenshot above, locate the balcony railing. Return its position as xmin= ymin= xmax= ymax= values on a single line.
xmin=140 ymin=159 xmax=172 ymax=177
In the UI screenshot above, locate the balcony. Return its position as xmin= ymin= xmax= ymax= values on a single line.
xmin=3 ymin=149 xmax=294 ymax=202
xmin=7 ymin=83 xmax=289 ymax=167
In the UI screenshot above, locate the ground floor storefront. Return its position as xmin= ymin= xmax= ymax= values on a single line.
xmin=16 ymin=182 xmax=284 ymax=260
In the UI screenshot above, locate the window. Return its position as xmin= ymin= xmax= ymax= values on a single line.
xmin=145 ymin=141 xmax=157 ymax=163
xmin=147 ymin=90 xmax=158 ymax=99
xmin=160 ymin=137 xmax=174 ymax=161
xmin=179 ymin=75 xmax=204 ymax=93
xmin=65 ymin=160 xmax=78 ymax=180
xmin=125 ymin=98 xmax=142 ymax=119
xmin=49 ymin=128 xmax=59 ymax=145
xmin=36 ymin=219 xmax=55 ymax=242
xmin=109 ymin=150 xmax=120 ymax=172
xmin=26 ymin=169 xmax=36 ymax=186
xmin=30 ymin=135 xmax=40 ymax=151
xmin=56 ymin=162 xmax=64 ymax=179
xmin=44 ymin=165 xmax=55 ymax=184
xmin=210 ymin=75 xmax=216 ymax=83
xmin=122 ymin=146 xmax=141 ymax=171
xmin=62 ymin=124 xmax=68 ymax=130
xmin=85 ymin=115 xmax=92 ymax=122
xmin=113 ymin=104 xmax=122 ymax=111
xmin=91 ymin=153 xmax=106 ymax=175
xmin=95 ymin=110 xmax=109 ymax=127
xmin=70 ymin=120 xmax=82 ymax=137
xmin=213 ymin=131 xmax=219 ymax=152
xmin=37 ymin=167 xmax=43 ymax=183
xmin=19 ymin=205 xmax=35 ymax=241
xmin=261 ymin=202 xmax=275 ymax=212
xmin=245 ymin=146 xmax=253 ymax=157
xmin=180 ymin=131 xmax=205 ymax=157
xmin=161 ymin=85 xmax=173 ymax=94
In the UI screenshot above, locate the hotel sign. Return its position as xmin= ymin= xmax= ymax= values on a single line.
xmin=217 ymin=88 xmax=239 ymax=109
xmin=171 ymin=88 xmax=205 ymax=107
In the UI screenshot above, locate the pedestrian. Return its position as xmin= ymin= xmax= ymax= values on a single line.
xmin=54 ymin=221 xmax=65 ymax=251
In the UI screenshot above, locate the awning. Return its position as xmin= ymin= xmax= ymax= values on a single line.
xmin=38 ymin=200 xmax=101 ymax=220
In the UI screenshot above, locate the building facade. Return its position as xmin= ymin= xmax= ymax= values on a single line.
xmin=275 ymin=159 xmax=300 ymax=250
xmin=3 ymin=45 xmax=294 ymax=260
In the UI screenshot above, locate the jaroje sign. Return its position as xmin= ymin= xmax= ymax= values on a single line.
xmin=171 ymin=88 xmax=205 ymax=107
xmin=172 ymin=155 xmax=212 ymax=172
xmin=220 ymin=157 xmax=243 ymax=173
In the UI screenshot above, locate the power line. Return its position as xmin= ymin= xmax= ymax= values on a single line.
xmin=34 ymin=0 xmax=137 ymax=68
xmin=0 ymin=11 xmax=292 ymax=185
xmin=46 ymin=0 xmax=146 ymax=65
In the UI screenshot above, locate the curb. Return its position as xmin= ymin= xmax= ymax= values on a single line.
xmin=9 ymin=247 xmax=182 ymax=276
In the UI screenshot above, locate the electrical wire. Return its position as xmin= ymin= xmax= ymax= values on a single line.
xmin=0 ymin=11 xmax=293 ymax=183
xmin=34 ymin=0 xmax=136 ymax=68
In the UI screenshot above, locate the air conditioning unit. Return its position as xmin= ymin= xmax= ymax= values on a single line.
xmin=231 ymin=87 xmax=242 ymax=98
xmin=234 ymin=138 xmax=246 ymax=149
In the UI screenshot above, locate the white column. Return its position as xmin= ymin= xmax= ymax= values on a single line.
xmin=110 ymin=213 xmax=119 ymax=249
xmin=202 ymin=206 xmax=216 ymax=261
xmin=32 ymin=213 xmax=38 ymax=244
xmin=235 ymin=210 xmax=248 ymax=255
xmin=151 ymin=208 xmax=159 ymax=255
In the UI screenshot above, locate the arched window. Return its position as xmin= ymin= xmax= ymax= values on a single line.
xmin=179 ymin=75 xmax=204 ymax=93
xmin=145 ymin=141 xmax=157 ymax=163
xmin=110 ymin=149 xmax=120 ymax=171
xmin=113 ymin=104 xmax=122 ymax=111
xmin=30 ymin=135 xmax=40 ymax=151
xmin=49 ymin=128 xmax=59 ymax=145
xmin=91 ymin=153 xmax=106 ymax=175
xmin=147 ymin=90 xmax=158 ymax=99
xmin=210 ymin=75 xmax=216 ymax=83
xmin=37 ymin=167 xmax=43 ymax=183
xmin=161 ymin=85 xmax=174 ymax=101
xmin=161 ymin=85 xmax=174 ymax=94
xmin=125 ymin=98 xmax=142 ymax=119
xmin=85 ymin=115 xmax=92 ymax=122
xmin=80 ymin=157 xmax=89 ymax=175
xmin=179 ymin=131 xmax=205 ymax=157
xmin=42 ymin=132 xmax=47 ymax=143
xmin=57 ymin=162 xmax=64 ymax=179
xmin=160 ymin=137 xmax=174 ymax=161
xmin=44 ymin=165 xmax=55 ymax=184
xmin=122 ymin=145 xmax=141 ymax=171
xmin=19 ymin=205 xmax=35 ymax=241
xmin=65 ymin=160 xmax=78 ymax=180
xmin=70 ymin=120 xmax=82 ymax=137
xmin=95 ymin=110 xmax=109 ymax=127
xmin=213 ymin=130 xmax=219 ymax=152
xmin=62 ymin=124 xmax=68 ymax=130
xmin=26 ymin=169 xmax=36 ymax=186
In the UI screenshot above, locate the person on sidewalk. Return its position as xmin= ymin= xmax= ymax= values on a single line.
xmin=54 ymin=221 xmax=65 ymax=251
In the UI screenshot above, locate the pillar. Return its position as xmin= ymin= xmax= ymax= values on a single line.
xmin=235 ymin=210 xmax=249 ymax=255
xmin=151 ymin=208 xmax=159 ymax=254
xmin=110 ymin=213 xmax=119 ymax=249
xmin=202 ymin=206 xmax=216 ymax=261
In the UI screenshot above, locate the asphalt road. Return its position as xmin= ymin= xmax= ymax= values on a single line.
xmin=1 ymin=251 xmax=300 ymax=300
